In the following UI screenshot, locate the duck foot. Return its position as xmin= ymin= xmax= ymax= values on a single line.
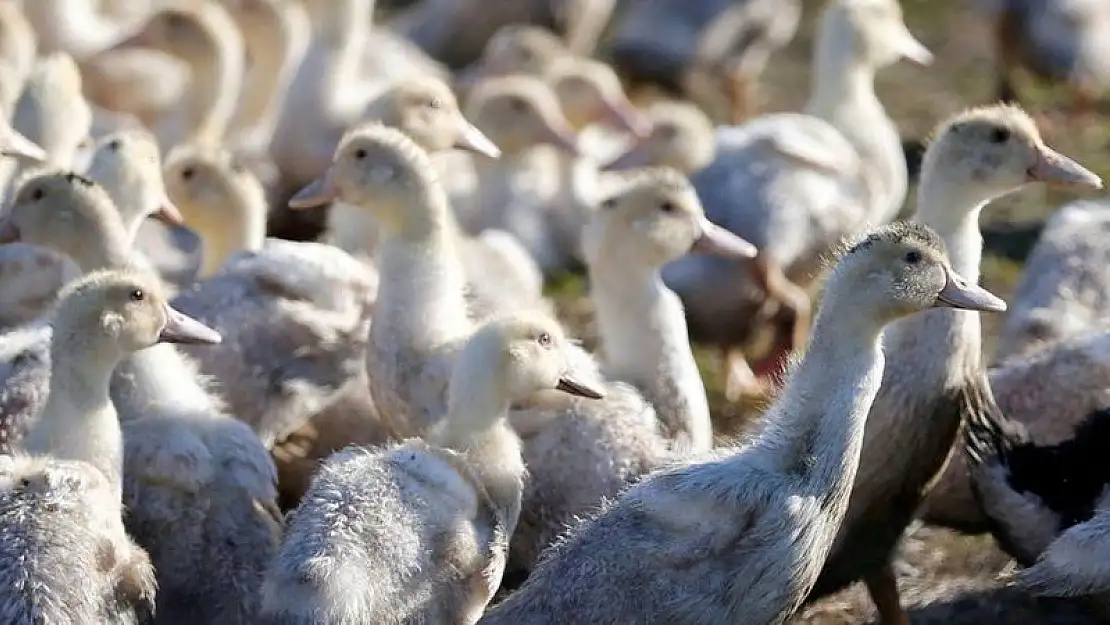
xmin=722 ymin=349 xmax=774 ymax=404
xmin=726 ymin=72 xmax=754 ymax=125
xmin=864 ymin=563 xmax=910 ymax=625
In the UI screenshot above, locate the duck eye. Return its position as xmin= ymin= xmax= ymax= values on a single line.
xmin=30 ymin=188 xmax=44 ymax=201
xmin=537 ymin=332 xmax=552 ymax=348
xmin=180 ymin=167 xmax=195 ymax=181
xmin=428 ymin=98 xmax=444 ymax=110
xmin=507 ymin=98 xmax=528 ymax=113
xmin=354 ymin=148 xmax=368 ymax=160
xmin=904 ymin=250 xmax=922 ymax=264
xmin=600 ymin=197 xmax=617 ymax=210
xmin=989 ymin=127 xmax=1010 ymax=144
xmin=129 ymin=288 xmax=144 ymax=302
xmin=660 ymin=202 xmax=676 ymax=213
xmin=107 ymin=139 xmax=121 ymax=152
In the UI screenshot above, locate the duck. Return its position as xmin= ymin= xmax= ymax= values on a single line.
xmin=508 ymin=166 xmax=757 ymax=578
xmin=803 ymin=104 xmax=1102 ymax=625
xmin=0 ymin=171 xmax=285 ymax=625
xmin=605 ymin=0 xmax=800 ymax=114
xmin=482 ymin=222 xmax=1007 ymax=625
xmin=259 ymin=312 xmax=603 ymax=624
xmin=81 ymin=128 xmax=198 ymax=290
xmin=603 ymin=99 xmax=717 ymax=174
xmin=660 ymin=0 xmax=932 ymax=403
xmin=0 ymin=268 xmax=219 ymax=625
xmin=0 ymin=2 xmax=37 ymax=88
xmin=550 ymin=0 xmax=616 ymax=56
xmin=288 ymin=124 xmax=470 ymax=438
xmin=993 ymin=198 xmax=1110 ymax=362
xmin=107 ymin=1 xmax=245 ymax=149
xmin=163 ymin=142 xmax=379 ymax=447
xmin=921 ymin=328 xmax=1110 ymax=532
xmin=965 ymin=401 xmax=1110 ymax=615
xmin=451 ymin=24 xmax=570 ymax=94
xmin=985 ymin=0 xmax=1110 ymax=117
xmin=458 ymin=74 xmax=583 ymax=275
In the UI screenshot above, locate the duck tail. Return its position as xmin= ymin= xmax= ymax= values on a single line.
xmin=962 ymin=373 xmax=1028 ymax=469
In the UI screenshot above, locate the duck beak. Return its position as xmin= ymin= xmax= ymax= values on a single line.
xmin=599 ymin=99 xmax=650 ymax=139
xmin=0 ymin=126 xmax=47 ymax=163
xmin=1028 ymin=146 xmax=1103 ymax=189
xmin=555 ymin=375 xmax=604 ymax=399
xmin=150 ymin=196 xmax=186 ymax=226
xmin=893 ymin=26 xmax=933 ymax=66
xmin=158 ymin=305 xmax=222 ymax=345
xmin=0 ymin=216 xmax=19 ymax=244
xmin=453 ymin=118 xmax=501 ymax=158
xmin=288 ymin=170 xmax=339 ymax=209
xmin=691 ymin=217 xmax=757 ymax=259
xmin=110 ymin=24 xmax=156 ymax=51
xmin=933 ymin=267 xmax=1007 ymax=313
xmin=602 ymin=143 xmax=650 ymax=171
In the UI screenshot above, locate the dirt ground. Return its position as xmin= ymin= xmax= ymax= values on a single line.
xmin=539 ymin=0 xmax=1110 ymax=623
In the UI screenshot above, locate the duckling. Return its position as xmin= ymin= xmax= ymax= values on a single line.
xmin=508 ymin=167 xmax=757 ymax=577
xmin=259 ymin=312 xmax=603 ymax=625
xmin=459 ymin=75 xmax=582 ymax=275
xmin=805 ymin=104 xmax=1102 ymax=625
xmin=603 ymin=99 xmax=717 ymax=174
xmin=81 ymin=128 xmax=198 ymax=289
xmin=450 ymin=24 xmax=569 ymax=96
xmin=289 ymin=124 xmax=470 ymax=437
xmin=986 ymin=0 xmax=1110 ymax=118
xmin=163 ymin=142 xmax=378 ymax=447
xmin=1 ymin=268 xmax=219 ymax=625
xmin=108 ymin=2 xmax=244 ymax=148
xmin=678 ymin=0 xmax=801 ymax=124
xmin=482 ymin=222 xmax=1007 ymax=625
xmin=662 ymin=0 xmax=932 ymax=403
xmin=0 ymin=171 xmax=285 ymax=624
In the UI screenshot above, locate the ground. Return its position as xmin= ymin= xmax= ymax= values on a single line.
xmin=541 ymin=1 xmax=1110 ymax=623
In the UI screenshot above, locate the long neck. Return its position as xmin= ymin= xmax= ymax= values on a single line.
xmin=181 ymin=24 xmax=244 ymax=143
xmin=233 ymin=4 xmax=307 ymax=139
xmin=25 ymin=0 xmax=123 ymax=57
xmin=749 ymin=294 xmax=886 ymax=498
xmin=26 ymin=333 xmax=124 ymax=504
xmin=435 ymin=357 xmax=524 ymax=531
xmin=913 ymin=171 xmax=991 ymax=282
xmin=198 ymin=185 xmax=268 ymax=277
xmin=372 ymin=194 xmax=471 ymax=354
xmin=71 ymin=218 xmax=133 ymax=273
xmin=589 ymin=260 xmax=712 ymax=453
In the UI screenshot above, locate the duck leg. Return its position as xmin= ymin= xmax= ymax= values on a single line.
xmin=864 ymin=563 xmax=910 ymax=625
xmin=726 ymin=72 xmax=754 ymax=125
xmin=745 ymin=253 xmax=811 ymax=381
xmin=992 ymin=9 xmax=1022 ymax=105
xmin=722 ymin=347 xmax=772 ymax=403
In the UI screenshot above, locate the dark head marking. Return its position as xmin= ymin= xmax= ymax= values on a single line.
xmin=64 ymin=172 xmax=95 ymax=188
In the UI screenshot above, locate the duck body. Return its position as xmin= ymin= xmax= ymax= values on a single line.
xmin=172 ymin=238 xmax=378 ymax=446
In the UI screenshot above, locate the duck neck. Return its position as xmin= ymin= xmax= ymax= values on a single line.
xmin=750 ymin=291 xmax=886 ymax=500
xmin=111 ymin=344 xmax=219 ymax=421
xmin=180 ymin=21 xmax=244 ymax=143
xmin=72 ymin=217 xmax=133 ymax=273
xmin=434 ymin=349 xmax=524 ymax=530
xmin=316 ymin=0 xmax=370 ymax=91
xmin=373 ymin=190 xmax=471 ymax=354
xmin=589 ymin=259 xmax=712 ymax=453
xmin=27 ymin=333 xmax=124 ymax=504
xmin=25 ymin=0 xmax=123 ymax=58
xmin=198 ymin=184 xmax=268 ymax=277
xmin=913 ymin=171 xmax=992 ymax=283
xmin=233 ymin=3 xmax=308 ymax=141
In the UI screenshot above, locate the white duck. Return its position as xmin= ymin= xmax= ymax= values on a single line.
xmin=482 ymin=222 xmax=1006 ymax=625
xmin=259 ymin=313 xmax=603 ymax=625
xmin=0 ymin=269 xmax=216 ymax=625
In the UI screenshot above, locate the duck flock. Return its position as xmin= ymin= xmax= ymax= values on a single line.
xmin=2 ymin=0 xmax=1110 ymax=624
